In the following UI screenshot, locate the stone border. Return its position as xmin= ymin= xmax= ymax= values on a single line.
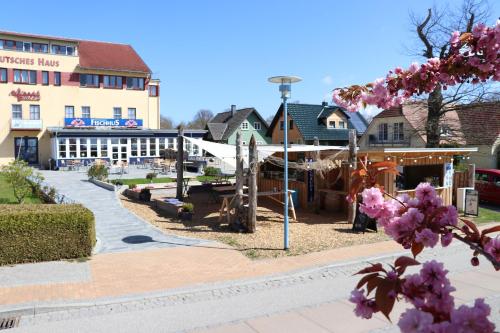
xmin=89 ymin=178 xmax=116 ymax=191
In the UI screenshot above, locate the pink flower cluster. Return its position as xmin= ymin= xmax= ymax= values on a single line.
xmin=484 ymin=237 xmax=500 ymax=262
xmin=359 ymin=183 xmax=457 ymax=249
xmin=349 ymin=289 xmax=377 ymax=319
xmin=332 ymin=21 xmax=500 ymax=112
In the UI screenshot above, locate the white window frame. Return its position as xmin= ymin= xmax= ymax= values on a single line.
xmin=240 ymin=121 xmax=249 ymax=130
xmin=81 ymin=106 xmax=91 ymax=118
xmin=113 ymin=107 xmax=122 ymax=120
xmin=12 ymin=104 xmax=22 ymax=119
xmin=339 ymin=121 xmax=345 ymax=129
xmin=378 ymin=123 xmax=388 ymax=141
xmin=393 ymin=122 xmax=404 ymax=141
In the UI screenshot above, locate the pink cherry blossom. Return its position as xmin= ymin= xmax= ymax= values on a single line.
xmin=415 ymin=228 xmax=439 ymax=247
xmin=349 ymin=289 xmax=376 ymax=319
xmin=450 ymin=299 xmax=495 ymax=333
xmin=440 ymin=232 xmax=453 ymax=247
xmin=484 ymin=237 xmax=500 ymax=262
xmin=415 ymin=183 xmax=437 ymax=203
xmin=450 ymin=31 xmax=460 ymax=46
xmin=398 ymin=308 xmax=434 ymax=333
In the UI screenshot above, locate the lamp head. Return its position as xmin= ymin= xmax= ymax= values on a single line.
xmin=268 ymin=76 xmax=302 ymax=99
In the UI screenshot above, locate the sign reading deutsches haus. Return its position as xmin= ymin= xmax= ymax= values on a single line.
xmin=0 ymin=56 xmax=59 ymax=67
xmin=64 ymin=118 xmax=143 ymax=128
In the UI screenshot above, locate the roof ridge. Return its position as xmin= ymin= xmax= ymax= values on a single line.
xmin=0 ymin=30 xmax=130 ymax=46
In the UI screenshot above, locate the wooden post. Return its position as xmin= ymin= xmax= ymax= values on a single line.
xmin=347 ymin=129 xmax=357 ymax=224
xmin=176 ymin=126 xmax=184 ymax=200
xmin=467 ymin=164 xmax=475 ymax=188
xmin=247 ymin=135 xmax=258 ymax=233
xmin=313 ymin=136 xmax=321 ymax=213
xmin=230 ymin=132 xmax=244 ymax=227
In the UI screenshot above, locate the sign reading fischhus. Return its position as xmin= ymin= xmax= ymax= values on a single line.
xmin=64 ymin=118 xmax=143 ymax=128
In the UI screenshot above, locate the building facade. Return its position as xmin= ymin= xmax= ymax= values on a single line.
xmin=0 ymin=31 xmax=203 ymax=168
xmin=205 ymin=105 xmax=271 ymax=145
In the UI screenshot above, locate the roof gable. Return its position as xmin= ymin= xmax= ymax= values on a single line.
xmin=207 ymin=108 xmax=269 ymax=141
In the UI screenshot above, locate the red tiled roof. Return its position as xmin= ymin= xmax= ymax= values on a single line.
xmin=78 ymin=41 xmax=151 ymax=74
xmin=374 ymin=106 xmax=403 ymax=118
xmin=453 ymin=102 xmax=500 ymax=145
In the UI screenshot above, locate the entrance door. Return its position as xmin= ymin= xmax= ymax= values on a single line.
xmin=14 ymin=137 xmax=38 ymax=164
xmin=110 ymin=138 xmax=128 ymax=164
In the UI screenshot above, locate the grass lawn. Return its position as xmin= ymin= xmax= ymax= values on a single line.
xmin=470 ymin=205 xmax=500 ymax=224
xmin=0 ymin=173 xmax=42 ymax=204
xmin=115 ymin=175 xmax=230 ymax=186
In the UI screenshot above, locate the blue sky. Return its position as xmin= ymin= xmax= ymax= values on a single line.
xmin=2 ymin=0 xmax=498 ymax=123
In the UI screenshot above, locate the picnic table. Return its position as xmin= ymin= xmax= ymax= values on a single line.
xmin=166 ymin=175 xmax=198 ymax=196
xmin=218 ymin=190 xmax=296 ymax=224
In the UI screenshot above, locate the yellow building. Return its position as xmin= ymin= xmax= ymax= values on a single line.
xmin=0 ymin=30 xmax=203 ymax=168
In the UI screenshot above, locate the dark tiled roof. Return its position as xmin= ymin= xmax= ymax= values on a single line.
xmin=267 ymin=103 xmax=368 ymax=141
xmin=78 ymin=41 xmax=151 ymax=73
xmin=207 ymin=108 xmax=269 ymax=141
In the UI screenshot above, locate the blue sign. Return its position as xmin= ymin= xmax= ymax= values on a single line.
xmin=64 ymin=118 xmax=143 ymax=128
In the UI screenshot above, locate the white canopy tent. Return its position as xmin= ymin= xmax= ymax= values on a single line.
xmin=183 ymin=136 xmax=347 ymax=169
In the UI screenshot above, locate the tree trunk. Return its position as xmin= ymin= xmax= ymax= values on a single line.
xmin=426 ymin=85 xmax=443 ymax=148
xmin=247 ymin=135 xmax=258 ymax=233
xmin=313 ymin=137 xmax=321 ymax=214
xmin=230 ymin=131 xmax=244 ymax=228
xmin=347 ymin=130 xmax=357 ymax=225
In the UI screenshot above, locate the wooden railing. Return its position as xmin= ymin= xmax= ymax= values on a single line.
xmin=395 ymin=186 xmax=452 ymax=206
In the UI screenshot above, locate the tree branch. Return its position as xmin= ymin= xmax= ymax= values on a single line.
xmin=452 ymin=233 xmax=499 ymax=270
xmin=417 ymin=9 xmax=434 ymax=58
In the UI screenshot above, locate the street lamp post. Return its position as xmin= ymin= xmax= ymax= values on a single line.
xmin=268 ymin=75 xmax=302 ymax=250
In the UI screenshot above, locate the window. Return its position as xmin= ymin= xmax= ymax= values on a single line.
xmin=90 ymin=139 xmax=98 ymax=157
xmin=127 ymin=108 xmax=136 ymax=119
xmin=82 ymin=106 xmax=91 ymax=118
xmin=167 ymin=138 xmax=174 ymax=149
xmin=29 ymin=105 xmax=40 ymax=120
xmin=280 ymin=121 xmax=284 ymax=130
xmin=42 ymin=71 xmax=49 ymax=85
xmin=328 ymin=121 xmax=336 ymax=129
xmin=240 ymin=121 xmax=249 ymax=130
xmin=103 ymin=75 xmax=123 ymax=89
xmin=65 ymin=106 xmax=75 ymax=118
xmin=12 ymin=105 xmax=22 ymax=119
xmin=126 ymin=77 xmax=144 ymax=90
xmin=23 ymin=42 xmax=31 ymax=52
xmin=54 ymin=72 xmax=61 ymax=86
xmin=66 ymin=46 xmax=75 ymax=56
xmin=378 ymin=123 xmax=388 ymax=141
xmin=51 ymin=44 xmax=67 ymax=55
xmin=68 ymin=139 xmax=77 ymax=158
xmin=13 ymin=69 xmax=36 ymax=84
xmin=113 ymin=107 xmax=122 ymax=119
xmin=339 ymin=121 xmax=345 ymax=129
xmin=80 ymin=74 xmax=99 ymax=87
xmin=289 ymin=120 xmax=294 ymax=129
xmin=140 ymin=139 xmax=147 ymax=156
xmin=149 ymin=85 xmax=158 ymax=96
xmin=0 ymin=40 xmax=3 ymax=49
xmin=100 ymin=139 xmax=108 ymax=157
xmin=3 ymin=40 xmax=22 ymax=50
xmin=131 ymin=138 xmax=138 ymax=157
xmin=0 ymin=68 xmax=6 ymax=83
xmin=150 ymin=138 xmax=157 ymax=156
xmin=254 ymin=122 xmax=261 ymax=130
xmin=58 ymin=138 xmax=67 ymax=158
xmin=393 ymin=122 xmax=404 ymax=141
xmin=32 ymin=43 xmax=48 ymax=53
xmin=79 ymin=138 xmax=88 ymax=158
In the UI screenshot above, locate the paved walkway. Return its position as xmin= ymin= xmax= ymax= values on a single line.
xmin=39 ymin=170 xmax=202 ymax=253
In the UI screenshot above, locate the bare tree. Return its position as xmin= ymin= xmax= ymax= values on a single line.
xmin=407 ymin=0 xmax=493 ymax=147
xmin=265 ymin=115 xmax=274 ymax=126
xmin=188 ymin=109 xmax=214 ymax=129
xmin=160 ymin=115 xmax=174 ymax=129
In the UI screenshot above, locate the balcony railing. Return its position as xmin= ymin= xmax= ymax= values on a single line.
xmin=368 ymin=134 xmax=410 ymax=146
xmin=11 ymin=119 xmax=43 ymax=130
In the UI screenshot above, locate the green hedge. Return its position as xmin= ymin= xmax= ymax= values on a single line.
xmin=0 ymin=204 xmax=95 ymax=265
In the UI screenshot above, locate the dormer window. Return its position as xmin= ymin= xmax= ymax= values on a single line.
xmin=328 ymin=121 xmax=336 ymax=129
xmin=339 ymin=121 xmax=345 ymax=129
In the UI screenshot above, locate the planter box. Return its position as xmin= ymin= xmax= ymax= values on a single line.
xmin=155 ymin=198 xmax=184 ymax=217
xmin=89 ymin=178 xmax=116 ymax=191
xmin=124 ymin=189 xmax=141 ymax=200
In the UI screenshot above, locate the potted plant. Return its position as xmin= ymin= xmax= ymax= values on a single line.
xmin=139 ymin=188 xmax=151 ymax=202
xmin=146 ymin=172 xmax=157 ymax=183
xmin=179 ymin=203 xmax=194 ymax=220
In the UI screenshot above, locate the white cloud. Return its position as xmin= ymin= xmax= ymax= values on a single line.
xmin=322 ymin=75 xmax=333 ymax=85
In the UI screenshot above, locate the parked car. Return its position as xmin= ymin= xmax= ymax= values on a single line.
xmin=475 ymin=169 xmax=500 ymax=205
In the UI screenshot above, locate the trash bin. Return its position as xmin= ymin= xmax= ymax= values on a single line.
xmin=290 ymin=189 xmax=299 ymax=207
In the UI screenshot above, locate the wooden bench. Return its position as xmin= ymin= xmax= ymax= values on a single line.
xmin=154 ymin=198 xmax=184 ymax=217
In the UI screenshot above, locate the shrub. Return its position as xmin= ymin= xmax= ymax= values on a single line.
xmin=111 ymin=179 xmax=124 ymax=186
xmin=88 ymin=164 xmax=108 ymax=181
xmin=1 ymin=160 xmax=43 ymax=204
xmin=204 ymin=167 xmax=220 ymax=177
xmin=146 ymin=173 xmax=157 ymax=182
xmin=182 ymin=202 xmax=194 ymax=212
xmin=0 ymin=204 xmax=95 ymax=265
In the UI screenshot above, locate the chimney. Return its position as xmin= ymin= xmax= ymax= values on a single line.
xmin=230 ymin=104 xmax=236 ymax=116
xmin=321 ymin=101 xmax=328 ymax=107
